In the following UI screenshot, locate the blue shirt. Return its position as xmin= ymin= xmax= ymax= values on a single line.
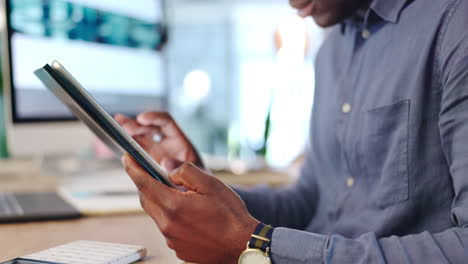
xmin=236 ymin=0 xmax=468 ymax=262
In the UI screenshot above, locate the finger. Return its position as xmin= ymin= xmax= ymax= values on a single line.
xmin=132 ymin=125 xmax=162 ymax=143
xmin=137 ymin=111 xmax=172 ymax=126
xmin=138 ymin=189 xmax=162 ymax=215
xmin=137 ymin=190 xmax=181 ymax=239
xmin=161 ymin=158 xmax=183 ymax=172
xmin=116 ymin=114 xmax=163 ymax=137
xmin=137 ymin=112 xmax=180 ymax=137
xmin=114 ymin=114 xmax=132 ymax=126
xmin=121 ymin=154 xmax=173 ymax=204
xmin=169 ymin=163 xmax=215 ymax=194
xmin=120 ymin=118 xmax=143 ymax=136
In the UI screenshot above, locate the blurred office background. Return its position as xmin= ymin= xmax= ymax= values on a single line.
xmin=0 ymin=0 xmax=325 ymax=226
xmin=0 ymin=0 xmax=324 ymax=171
xmin=165 ymin=0 xmax=324 ymax=169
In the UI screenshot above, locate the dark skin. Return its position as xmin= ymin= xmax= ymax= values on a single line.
xmin=291 ymin=0 xmax=373 ymax=27
xmin=118 ymin=113 xmax=259 ymax=264
xmin=122 ymin=155 xmax=259 ymax=263
xmin=115 ymin=112 xmax=204 ymax=170
xmin=118 ymin=1 xmax=373 ymax=263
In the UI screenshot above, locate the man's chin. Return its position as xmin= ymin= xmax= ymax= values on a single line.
xmin=312 ymin=13 xmax=345 ymax=28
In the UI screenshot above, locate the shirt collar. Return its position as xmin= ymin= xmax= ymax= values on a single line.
xmin=339 ymin=0 xmax=410 ymax=35
xmin=370 ymin=0 xmax=410 ymax=23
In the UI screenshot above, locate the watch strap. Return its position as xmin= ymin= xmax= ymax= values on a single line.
xmin=248 ymin=223 xmax=274 ymax=253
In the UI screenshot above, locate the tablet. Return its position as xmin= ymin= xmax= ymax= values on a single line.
xmin=34 ymin=60 xmax=175 ymax=188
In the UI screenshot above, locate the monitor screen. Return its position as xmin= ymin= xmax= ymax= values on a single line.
xmin=6 ymin=0 xmax=167 ymax=122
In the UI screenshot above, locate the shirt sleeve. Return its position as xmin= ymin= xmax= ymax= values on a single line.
xmin=270 ymin=227 xmax=468 ymax=263
xmin=234 ymin=145 xmax=319 ymax=230
xmin=268 ymin=1 xmax=468 ymax=263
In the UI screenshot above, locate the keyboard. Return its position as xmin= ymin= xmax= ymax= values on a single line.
xmin=0 ymin=193 xmax=24 ymax=216
xmin=20 ymin=240 xmax=147 ymax=264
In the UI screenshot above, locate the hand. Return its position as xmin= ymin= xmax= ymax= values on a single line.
xmin=122 ymin=155 xmax=259 ymax=264
xmin=115 ymin=112 xmax=204 ymax=171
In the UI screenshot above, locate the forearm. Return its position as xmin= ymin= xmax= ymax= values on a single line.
xmin=270 ymin=227 xmax=468 ymax=264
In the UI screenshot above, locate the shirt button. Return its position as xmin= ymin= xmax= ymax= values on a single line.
xmin=361 ymin=28 xmax=371 ymax=39
xmin=342 ymin=103 xmax=352 ymax=113
xmin=346 ymin=177 xmax=355 ymax=188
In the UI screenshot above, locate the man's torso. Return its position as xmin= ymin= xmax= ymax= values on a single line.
xmin=307 ymin=0 xmax=465 ymax=238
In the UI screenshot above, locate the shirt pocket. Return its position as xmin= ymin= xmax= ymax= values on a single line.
xmin=360 ymin=99 xmax=409 ymax=208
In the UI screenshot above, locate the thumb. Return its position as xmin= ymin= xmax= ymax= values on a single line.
xmin=169 ymin=163 xmax=215 ymax=193
xmin=161 ymin=158 xmax=183 ymax=172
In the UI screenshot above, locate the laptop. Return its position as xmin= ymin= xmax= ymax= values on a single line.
xmin=0 ymin=192 xmax=81 ymax=223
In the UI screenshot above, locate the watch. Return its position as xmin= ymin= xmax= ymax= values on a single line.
xmin=238 ymin=223 xmax=274 ymax=264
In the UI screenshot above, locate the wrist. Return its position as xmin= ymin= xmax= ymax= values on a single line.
xmin=237 ymin=222 xmax=275 ymax=264
xmin=231 ymin=216 xmax=260 ymax=261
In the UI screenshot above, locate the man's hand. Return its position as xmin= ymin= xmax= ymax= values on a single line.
xmin=122 ymin=155 xmax=259 ymax=264
xmin=115 ymin=112 xmax=204 ymax=171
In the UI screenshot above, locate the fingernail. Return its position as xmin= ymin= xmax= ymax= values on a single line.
xmin=121 ymin=154 xmax=128 ymax=164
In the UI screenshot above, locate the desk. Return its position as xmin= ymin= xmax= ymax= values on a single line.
xmin=0 ymin=168 xmax=186 ymax=263
xmin=0 ymin=162 xmax=290 ymax=263
xmin=0 ymin=214 xmax=184 ymax=263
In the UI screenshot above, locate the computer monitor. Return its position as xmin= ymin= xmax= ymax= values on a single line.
xmin=1 ymin=0 xmax=168 ymax=156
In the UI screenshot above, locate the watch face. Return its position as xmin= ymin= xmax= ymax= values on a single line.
xmin=238 ymin=249 xmax=271 ymax=264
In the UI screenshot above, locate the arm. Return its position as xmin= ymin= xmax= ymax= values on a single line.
xmin=269 ymin=2 xmax=468 ymax=263
xmin=234 ymin=148 xmax=319 ymax=230
xmin=270 ymin=228 xmax=468 ymax=263
xmin=116 ymin=110 xmax=320 ymax=229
